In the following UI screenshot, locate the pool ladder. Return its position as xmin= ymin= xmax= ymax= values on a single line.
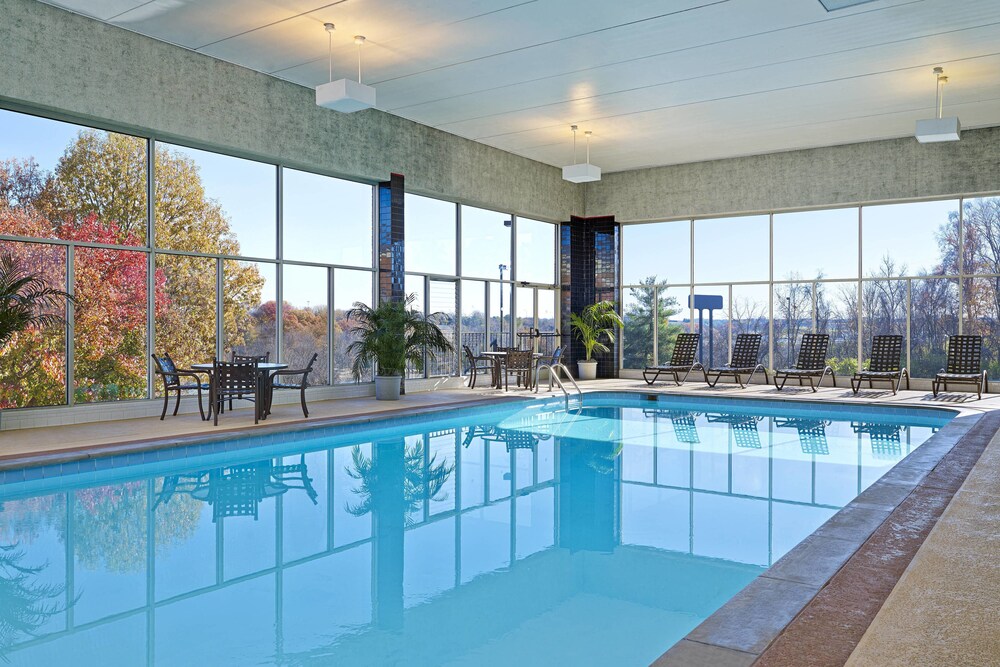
xmin=534 ymin=362 xmax=582 ymax=408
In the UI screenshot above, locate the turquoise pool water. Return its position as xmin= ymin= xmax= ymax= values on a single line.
xmin=0 ymin=394 xmax=952 ymax=666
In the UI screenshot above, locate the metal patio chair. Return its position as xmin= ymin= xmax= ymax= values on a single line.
xmin=464 ymin=344 xmax=495 ymax=388
xmin=773 ymin=333 xmax=836 ymax=392
xmin=643 ymin=333 xmax=704 ymax=385
xmin=703 ymin=333 xmax=769 ymax=388
xmin=851 ymin=335 xmax=909 ymax=395
xmin=269 ymin=352 xmax=318 ymax=418
xmin=210 ymin=358 xmax=260 ymax=425
xmin=932 ymin=334 xmax=989 ymax=399
xmin=152 ymin=352 xmax=209 ymax=421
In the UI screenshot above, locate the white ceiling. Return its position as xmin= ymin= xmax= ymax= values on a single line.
xmin=39 ymin=0 xmax=1000 ymax=172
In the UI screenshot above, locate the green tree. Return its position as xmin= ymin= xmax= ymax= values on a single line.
xmin=622 ymin=276 xmax=682 ymax=368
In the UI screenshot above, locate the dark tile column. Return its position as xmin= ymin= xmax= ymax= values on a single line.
xmin=559 ymin=215 xmax=621 ymax=378
xmin=377 ymin=173 xmax=405 ymax=303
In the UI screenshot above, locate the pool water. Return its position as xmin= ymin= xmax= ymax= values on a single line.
xmin=0 ymin=394 xmax=951 ymax=666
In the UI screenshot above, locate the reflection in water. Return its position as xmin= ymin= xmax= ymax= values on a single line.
xmin=0 ymin=544 xmax=66 ymax=653
xmin=0 ymin=399 xmax=948 ymax=666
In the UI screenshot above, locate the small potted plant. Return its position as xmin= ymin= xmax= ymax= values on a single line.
xmin=346 ymin=294 xmax=454 ymax=400
xmin=570 ymin=300 xmax=623 ymax=381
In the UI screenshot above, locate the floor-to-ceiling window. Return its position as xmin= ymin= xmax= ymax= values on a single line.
xmin=621 ymin=197 xmax=998 ymax=380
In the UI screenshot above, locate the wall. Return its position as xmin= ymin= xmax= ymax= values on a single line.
xmin=586 ymin=127 xmax=1000 ymax=222
xmin=0 ymin=0 xmax=582 ymax=222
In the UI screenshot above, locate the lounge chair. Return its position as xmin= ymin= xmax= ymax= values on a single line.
xmin=704 ymin=333 xmax=769 ymax=388
xmin=643 ymin=333 xmax=703 ymax=385
xmin=932 ymin=335 xmax=988 ymax=400
xmin=773 ymin=333 xmax=836 ymax=392
xmin=851 ymin=335 xmax=909 ymax=395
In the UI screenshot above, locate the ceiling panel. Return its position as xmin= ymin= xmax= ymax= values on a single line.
xmin=37 ymin=0 xmax=1000 ymax=172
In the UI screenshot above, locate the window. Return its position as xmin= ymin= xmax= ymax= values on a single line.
xmin=405 ymin=194 xmax=455 ymax=275
xmin=334 ymin=269 xmax=373 ymax=384
xmin=154 ymin=254 xmax=216 ymax=378
xmin=694 ymin=215 xmax=769 ymax=284
xmin=282 ymin=264 xmax=330 ymax=385
xmin=862 ymin=200 xmax=958 ymax=277
xmin=623 ymin=221 xmax=690 ymax=286
xmin=515 ymin=217 xmax=556 ymax=284
xmin=283 ymin=168 xmax=373 ymax=267
xmin=155 ymin=143 xmax=276 ymax=259
xmin=773 ymin=208 xmax=857 ymax=281
xmin=223 ymin=260 xmax=276 ymax=360
xmin=461 ymin=206 xmax=511 ymax=280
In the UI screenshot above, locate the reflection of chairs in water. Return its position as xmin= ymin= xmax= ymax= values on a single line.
xmin=642 ymin=408 xmax=702 ymax=444
xmin=463 ymin=422 xmax=549 ymax=452
xmin=851 ymin=422 xmax=903 ymax=459
xmin=705 ymin=413 xmax=764 ymax=449
xmin=775 ymin=418 xmax=832 ymax=455
xmin=154 ymin=454 xmax=317 ymax=522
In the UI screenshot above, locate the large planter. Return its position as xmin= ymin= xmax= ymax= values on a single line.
xmin=375 ymin=375 xmax=402 ymax=400
xmin=577 ymin=360 xmax=598 ymax=381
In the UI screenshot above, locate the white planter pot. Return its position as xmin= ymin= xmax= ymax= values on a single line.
xmin=374 ymin=375 xmax=402 ymax=400
xmin=577 ymin=360 xmax=598 ymax=381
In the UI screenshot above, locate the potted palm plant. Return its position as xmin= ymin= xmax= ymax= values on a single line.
xmin=346 ymin=293 xmax=454 ymax=400
xmin=570 ymin=300 xmax=623 ymax=381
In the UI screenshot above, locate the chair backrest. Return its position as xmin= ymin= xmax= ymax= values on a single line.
xmin=463 ymin=345 xmax=477 ymax=363
xmin=152 ymin=352 xmax=180 ymax=388
xmin=213 ymin=358 xmax=259 ymax=394
xmin=669 ymin=333 xmax=701 ymax=366
xmin=945 ymin=335 xmax=982 ymax=374
xmin=730 ymin=334 xmax=763 ymax=368
xmin=301 ymin=352 xmax=318 ymax=385
xmin=868 ymin=335 xmax=903 ymax=373
xmin=233 ymin=352 xmax=269 ymax=364
xmin=549 ymin=346 xmax=563 ymax=366
xmin=794 ymin=333 xmax=830 ymax=370
xmin=506 ymin=350 xmax=533 ymax=371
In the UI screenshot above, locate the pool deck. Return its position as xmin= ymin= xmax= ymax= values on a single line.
xmin=1 ymin=377 xmax=999 ymax=666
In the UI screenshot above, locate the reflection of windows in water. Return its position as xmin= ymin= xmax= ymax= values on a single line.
xmin=705 ymin=413 xmax=764 ymax=449
xmin=775 ymin=418 xmax=831 ymax=455
xmin=852 ymin=422 xmax=903 ymax=459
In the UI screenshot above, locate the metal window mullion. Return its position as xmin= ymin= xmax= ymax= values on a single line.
xmin=424 ymin=274 xmax=431 ymax=377
xmin=958 ymin=198 xmax=964 ymax=334
xmin=768 ymin=214 xmax=774 ymax=370
xmin=276 ymin=167 xmax=284 ymax=361
xmin=727 ymin=283 xmax=733 ymax=354
xmin=689 ymin=220 xmax=695 ymax=333
xmin=510 ymin=215 xmax=517 ymax=283
xmin=906 ymin=279 xmax=912 ymax=372
xmin=812 ymin=281 xmax=818 ymax=333
xmin=216 ymin=258 xmax=224 ymax=359
xmin=652 ymin=285 xmax=659 ymax=367
xmin=66 ymin=244 xmax=75 ymax=406
xmin=328 ymin=268 xmax=335 ymax=384
xmin=146 ymin=139 xmax=156 ymax=400
xmin=857 ymin=206 xmax=863 ymax=366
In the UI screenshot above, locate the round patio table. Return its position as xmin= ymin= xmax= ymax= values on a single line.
xmin=192 ymin=362 xmax=287 ymax=420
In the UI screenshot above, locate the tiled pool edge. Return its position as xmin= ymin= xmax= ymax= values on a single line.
xmin=652 ymin=410 xmax=995 ymax=667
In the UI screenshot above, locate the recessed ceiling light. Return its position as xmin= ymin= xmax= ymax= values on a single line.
xmin=818 ymin=0 xmax=879 ymax=11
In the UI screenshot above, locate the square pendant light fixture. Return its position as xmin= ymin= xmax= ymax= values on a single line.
xmin=562 ymin=126 xmax=602 ymax=183
xmin=316 ymin=25 xmax=376 ymax=113
xmin=916 ymin=67 xmax=960 ymax=143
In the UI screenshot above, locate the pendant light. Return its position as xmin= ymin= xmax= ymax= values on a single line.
xmin=316 ymin=23 xmax=376 ymax=113
xmin=915 ymin=67 xmax=960 ymax=143
xmin=562 ymin=125 xmax=602 ymax=183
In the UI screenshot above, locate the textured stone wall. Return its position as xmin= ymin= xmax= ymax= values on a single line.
xmin=586 ymin=128 xmax=1000 ymax=222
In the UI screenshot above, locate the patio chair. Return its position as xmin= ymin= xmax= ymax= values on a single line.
xmin=851 ymin=335 xmax=909 ymax=395
xmin=504 ymin=350 xmax=534 ymax=391
xmin=464 ymin=345 xmax=495 ymax=389
xmin=231 ymin=352 xmax=269 ymax=410
xmin=269 ymin=353 xmax=318 ymax=418
xmin=533 ymin=346 xmax=562 ymax=389
xmin=932 ymin=335 xmax=989 ymax=399
xmin=210 ymin=358 xmax=260 ymax=425
xmin=152 ymin=352 xmax=209 ymax=421
xmin=703 ymin=333 xmax=769 ymax=388
xmin=773 ymin=333 xmax=836 ymax=392
xmin=643 ymin=333 xmax=703 ymax=386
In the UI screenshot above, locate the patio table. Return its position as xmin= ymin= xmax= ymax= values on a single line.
xmin=192 ymin=362 xmax=287 ymax=420
xmin=481 ymin=351 xmax=543 ymax=389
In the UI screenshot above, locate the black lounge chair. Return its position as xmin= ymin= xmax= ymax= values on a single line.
xmin=851 ymin=335 xmax=909 ymax=395
xmin=932 ymin=335 xmax=988 ymax=400
xmin=643 ymin=333 xmax=703 ymax=385
xmin=773 ymin=333 xmax=836 ymax=392
xmin=704 ymin=333 xmax=769 ymax=388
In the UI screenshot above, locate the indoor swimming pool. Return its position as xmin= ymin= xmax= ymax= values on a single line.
xmin=0 ymin=393 xmax=953 ymax=666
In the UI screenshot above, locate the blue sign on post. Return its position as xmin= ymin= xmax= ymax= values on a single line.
xmin=688 ymin=294 xmax=724 ymax=366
